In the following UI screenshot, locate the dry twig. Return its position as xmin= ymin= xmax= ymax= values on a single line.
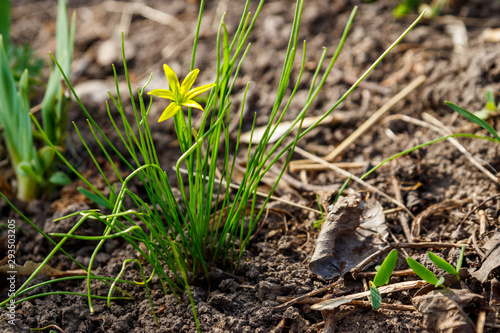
xmin=289 ymin=75 xmax=426 ymax=170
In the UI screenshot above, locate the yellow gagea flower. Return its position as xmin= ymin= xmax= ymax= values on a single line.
xmin=148 ymin=64 xmax=215 ymax=122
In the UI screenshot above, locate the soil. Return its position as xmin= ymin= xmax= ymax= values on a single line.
xmin=2 ymin=0 xmax=500 ymax=332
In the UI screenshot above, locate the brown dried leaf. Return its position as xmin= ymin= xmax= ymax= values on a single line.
xmin=412 ymin=289 xmax=484 ymax=333
xmin=471 ymin=233 xmax=500 ymax=283
xmin=309 ymin=191 xmax=388 ymax=279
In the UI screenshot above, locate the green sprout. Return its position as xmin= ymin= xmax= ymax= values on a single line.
xmin=0 ymin=0 xmax=74 ymax=201
xmin=313 ymin=194 xmax=325 ymax=229
xmin=406 ymin=245 xmax=466 ymax=288
xmin=393 ymin=0 xmax=446 ymax=18
xmin=465 ymin=90 xmax=500 ymax=121
xmin=446 ymin=101 xmax=500 ymax=143
xmin=428 ymin=245 xmax=465 ymax=282
xmin=40 ymin=0 xmax=76 ymax=147
xmin=370 ymin=249 xmax=398 ymax=309
xmin=406 ymin=257 xmax=445 ymax=288
xmin=0 ymin=0 xmax=44 ymax=87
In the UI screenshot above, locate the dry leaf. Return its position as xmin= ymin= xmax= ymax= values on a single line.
xmin=309 ymin=191 xmax=388 ymax=280
xmin=471 ymin=233 xmax=500 ymax=283
xmin=412 ymin=288 xmax=484 ymax=333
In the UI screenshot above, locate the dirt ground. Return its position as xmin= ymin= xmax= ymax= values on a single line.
xmin=2 ymin=0 xmax=500 ymax=332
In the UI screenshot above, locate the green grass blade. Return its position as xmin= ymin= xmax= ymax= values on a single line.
xmin=373 ymin=249 xmax=398 ymax=287
xmin=77 ymin=187 xmax=112 ymax=209
xmin=0 ymin=0 xmax=10 ymax=48
xmin=428 ymin=251 xmax=456 ymax=275
xmin=48 ymin=171 xmax=71 ymax=186
xmin=446 ymin=101 xmax=500 ymax=142
xmin=406 ymin=257 xmax=439 ymax=285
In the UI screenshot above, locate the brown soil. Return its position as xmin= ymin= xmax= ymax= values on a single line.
xmin=1 ymin=0 xmax=500 ymax=332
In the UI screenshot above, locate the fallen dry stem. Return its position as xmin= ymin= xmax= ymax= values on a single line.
xmin=384 ymin=113 xmax=499 ymax=185
xmin=177 ymin=167 xmax=322 ymax=214
xmin=353 ymin=268 xmax=415 ymax=278
xmin=348 ymin=300 xmax=416 ymax=311
xmin=423 ymin=112 xmax=498 ymax=183
xmin=293 ymin=146 xmax=414 ymax=218
xmin=411 ymin=198 xmax=472 ymax=240
xmin=460 ymin=194 xmax=500 ymax=225
xmin=310 ymin=280 xmax=427 ymax=311
xmin=276 ymin=296 xmax=417 ymax=311
xmin=390 ymin=171 xmax=413 ymax=243
xmin=324 ymin=75 xmax=426 ymax=162
xmin=274 ymin=279 xmax=344 ymax=310
xmin=289 ymin=75 xmax=426 ymax=170
xmin=289 ymin=161 xmax=381 ymax=172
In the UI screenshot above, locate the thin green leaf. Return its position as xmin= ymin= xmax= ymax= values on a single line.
xmin=406 ymin=257 xmax=439 ymax=285
xmin=77 ymin=187 xmax=112 ymax=209
xmin=18 ymin=162 xmax=41 ymax=184
xmin=49 ymin=171 xmax=71 ymax=186
xmin=446 ymin=101 xmax=500 ymax=142
xmin=435 ymin=276 xmax=445 ymax=288
xmin=0 ymin=1 xmax=10 ymax=47
xmin=373 ymin=249 xmax=398 ymax=287
xmin=370 ymin=285 xmax=382 ymax=309
xmin=428 ymin=251 xmax=457 ymax=275
xmin=38 ymin=146 xmax=55 ymax=171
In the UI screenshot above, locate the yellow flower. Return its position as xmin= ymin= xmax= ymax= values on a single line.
xmin=148 ymin=64 xmax=215 ymax=122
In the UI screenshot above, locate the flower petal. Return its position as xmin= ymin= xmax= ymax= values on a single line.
xmin=158 ymin=103 xmax=181 ymax=122
xmin=185 ymin=83 xmax=216 ymax=100
xmin=163 ymin=64 xmax=180 ymax=96
xmin=182 ymin=100 xmax=203 ymax=110
xmin=148 ymin=89 xmax=176 ymax=100
xmin=180 ymin=69 xmax=200 ymax=95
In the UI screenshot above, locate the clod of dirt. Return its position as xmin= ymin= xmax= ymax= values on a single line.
xmin=271 ymin=306 xmax=311 ymax=333
xmin=309 ymin=191 xmax=388 ymax=280
xmin=0 ymin=308 xmax=30 ymax=333
xmin=256 ymin=281 xmax=295 ymax=301
xmin=412 ymin=288 xmax=484 ymax=333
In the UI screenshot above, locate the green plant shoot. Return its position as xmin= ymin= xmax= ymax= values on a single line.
xmin=40 ymin=0 xmax=76 ymax=146
xmin=369 ymin=282 xmax=382 ymax=309
xmin=373 ymin=249 xmax=399 ymax=287
xmin=313 ymin=194 xmax=325 ymax=229
xmin=406 ymin=256 xmax=445 ymax=288
xmin=0 ymin=0 xmax=73 ymax=201
xmin=427 ymin=245 xmax=465 ymax=282
xmin=370 ymin=249 xmax=398 ymax=309
xmin=446 ymin=101 xmax=500 ymax=142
